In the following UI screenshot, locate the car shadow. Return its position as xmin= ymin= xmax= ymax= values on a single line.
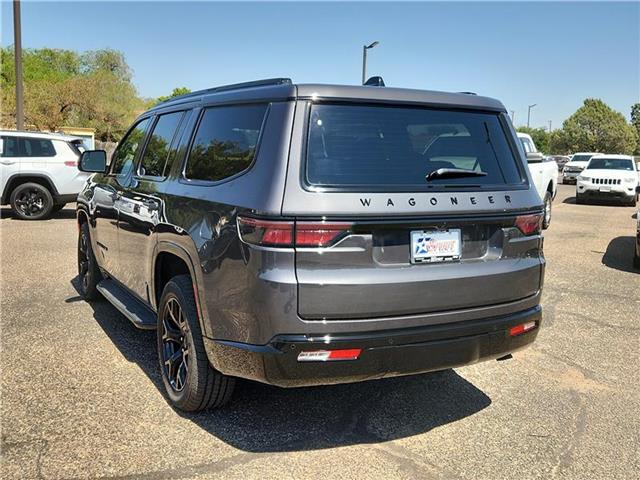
xmin=70 ymin=276 xmax=492 ymax=452
xmin=562 ymin=197 xmax=632 ymax=207
xmin=0 ymin=206 xmax=77 ymax=220
xmin=602 ymin=236 xmax=639 ymax=274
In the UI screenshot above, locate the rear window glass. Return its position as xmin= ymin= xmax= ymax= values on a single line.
xmin=185 ymin=104 xmax=268 ymax=182
xmin=306 ymin=104 xmax=524 ymax=190
xmin=23 ymin=138 xmax=56 ymax=157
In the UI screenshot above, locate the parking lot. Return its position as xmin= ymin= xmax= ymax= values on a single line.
xmin=1 ymin=183 xmax=638 ymax=480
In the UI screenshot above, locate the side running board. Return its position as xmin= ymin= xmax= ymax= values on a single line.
xmin=96 ymin=279 xmax=157 ymax=330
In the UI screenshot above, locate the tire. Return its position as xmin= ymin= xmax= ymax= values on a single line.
xmin=10 ymin=182 xmax=54 ymax=220
xmin=634 ymin=252 xmax=640 ymax=270
xmin=52 ymin=203 xmax=67 ymax=214
xmin=157 ymin=275 xmax=235 ymax=411
xmin=575 ymin=192 xmax=586 ymax=205
xmin=626 ymin=195 xmax=637 ymax=207
xmin=77 ymin=222 xmax=102 ymax=300
xmin=542 ymin=191 xmax=552 ymax=229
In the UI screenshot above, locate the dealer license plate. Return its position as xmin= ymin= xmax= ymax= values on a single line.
xmin=411 ymin=229 xmax=462 ymax=264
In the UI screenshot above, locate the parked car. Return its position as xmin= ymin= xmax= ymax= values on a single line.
xmin=562 ymin=152 xmax=599 ymax=184
xmin=76 ymin=78 xmax=545 ymax=411
xmin=635 ymin=210 xmax=640 ymax=269
xmin=0 ymin=130 xmax=89 ymax=220
xmin=517 ymin=132 xmax=557 ymax=228
xmin=576 ymin=154 xmax=639 ymax=206
xmin=548 ymin=155 xmax=571 ymax=170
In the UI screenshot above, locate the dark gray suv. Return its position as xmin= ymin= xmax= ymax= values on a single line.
xmin=76 ymin=78 xmax=545 ymax=411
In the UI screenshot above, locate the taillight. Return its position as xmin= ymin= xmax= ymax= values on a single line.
xmin=237 ymin=217 xmax=293 ymax=247
xmin=238 ymin=217 xmax=353 ymax=248
xmin=295 ymin=221 xmax=352 ymax=247
xmin=515 ymin=214 xmax=542 ymax=236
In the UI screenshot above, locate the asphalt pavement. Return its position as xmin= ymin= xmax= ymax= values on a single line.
xmin=1 ymin=183 xmax=638 ymax=479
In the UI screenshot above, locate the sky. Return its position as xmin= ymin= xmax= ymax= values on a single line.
xmin=1 ymin=1 xmax=639 ymax=128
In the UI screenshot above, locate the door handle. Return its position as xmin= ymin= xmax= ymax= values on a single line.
xmin=0 ymin=160 xmax=16 ymax=165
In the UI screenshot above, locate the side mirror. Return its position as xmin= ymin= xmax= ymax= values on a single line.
xmin=78 ymin=150 xmax=107 ymax=173
xmin=526 ymin=151 xmax=544 ymax=163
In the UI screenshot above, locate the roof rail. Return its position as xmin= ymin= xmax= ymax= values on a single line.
xmin=459 ymin=91 xmax=477 ymax=95
xmin=157 ymin=78 xmax=292 ymax=105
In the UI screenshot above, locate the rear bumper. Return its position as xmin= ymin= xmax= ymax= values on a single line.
xmin=204 ymin=305 xmax=542 ymax=387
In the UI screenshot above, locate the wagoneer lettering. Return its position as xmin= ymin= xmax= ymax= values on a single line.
xmin=76 ymin=78 xmax=545 ymax=411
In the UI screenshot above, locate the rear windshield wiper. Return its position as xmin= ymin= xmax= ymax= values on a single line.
xmin=425 ymin=168 xmax=488 ymax=182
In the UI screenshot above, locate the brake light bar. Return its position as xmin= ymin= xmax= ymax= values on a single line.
xmin=509 ymin=321 xmax=537 ymax=337
xmin=297 ymin=349 xmax=362 ymax=362
xmin=238 ymin=217 xmax=352 ymax=248
xmin=515 ymin=214 xmax=542 ymax=236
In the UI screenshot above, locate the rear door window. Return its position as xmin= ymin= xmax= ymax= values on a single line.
xmin=185 ymin=104 xmax=268 ymax=182
xmin=138 ymin=111 xmax=184 ymax=178
xmin=306 ymin=104 xmax=524 ymax=190
xmin=23 ymin=138 xmax=56 ymax=157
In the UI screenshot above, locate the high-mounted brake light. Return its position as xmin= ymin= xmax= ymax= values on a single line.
xmin=238 ymin=217 xmax=353 ymax=248
xmin=509 ymin=321 xmax=537 ymax=337
xmin=295 ymin=222 xmax=353 ymax=247
xmin=515 ymin=214 xmax=542 ymax=236
xmin=297 ymin=349 xmax=362 ymax=362
xmin=237 ymin=217 xmax=293 ymax=247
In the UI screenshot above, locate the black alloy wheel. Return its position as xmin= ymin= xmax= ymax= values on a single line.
xmin=160 ymin=297 xmax=190 ymax=392
xmin=10 ymin=183 xmax=53 ymax=220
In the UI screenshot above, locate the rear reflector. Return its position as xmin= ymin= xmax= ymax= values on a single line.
xmin=297 ymin=349 xmax=362 ymax=362
xmin=515 ymin=214 xmax=542 ymax=236
xmin=509 ymin=321 xmax=537 ymax=337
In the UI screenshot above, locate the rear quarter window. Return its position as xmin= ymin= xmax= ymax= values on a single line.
xmin=306 ymin=104 xmax=524 ymax=191
xmin=185 ymin=104 xmax=268 ymax=182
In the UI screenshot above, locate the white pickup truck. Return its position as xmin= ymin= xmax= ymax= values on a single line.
xmin=517 ymin=132 xmax=558 ymax=229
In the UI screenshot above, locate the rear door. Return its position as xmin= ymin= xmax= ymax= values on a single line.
xmin=284 ymin=102 xmax=544 ymax=321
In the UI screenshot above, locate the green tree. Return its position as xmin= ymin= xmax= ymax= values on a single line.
xmin=516 ymin=126 xmax=550 ymax=153
xmin=157 ymin=87 xmax=191 ymax=103
xmin=553 ymin=99 xmax=637 ymax=155
xmin=1 ymin=46 xmax=145 ymax=141
xmin=631 ymin=103 xmax=640 ymax=155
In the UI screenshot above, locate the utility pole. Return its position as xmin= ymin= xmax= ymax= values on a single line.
xmin=548 ymin=120 xmax=552 ymax=132
xmin=510 ymin=110 xmax=515 ymax=124
xmin=13 ymin=0 xmax=24 ymax=130
xmin=361 ymin=41 xmax=379 ymax=85
xmin=527 ymin=104 xmax=537 ymax=128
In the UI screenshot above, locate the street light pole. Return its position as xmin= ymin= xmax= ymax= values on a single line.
xmin=527 ymin=104 xmax=537 ymax=128
xmin=361 ymin=41 xmax=379 ymax=85
xmin=13 ymin=0 xmax=24 ymax=130
xmin=548 ymin=120 xmax=552 ymax=132
xmin=510 ymin=110 xmax=515 ymax=124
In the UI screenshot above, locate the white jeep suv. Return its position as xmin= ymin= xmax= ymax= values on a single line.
xmin=0 ymin=131 xmax=91 ymax=220
xmin=576 ymin=155 xmax=639 ymax=206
